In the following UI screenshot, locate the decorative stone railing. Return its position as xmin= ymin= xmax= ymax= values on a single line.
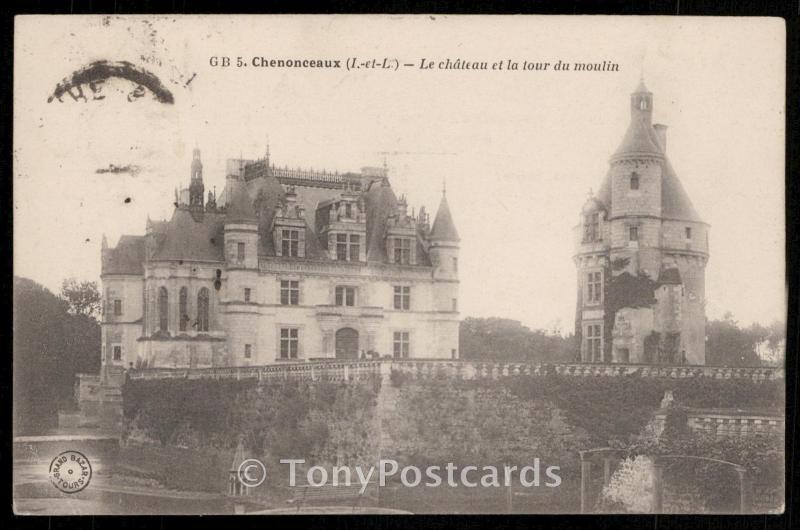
xmin=127 ymin=360 xmax=784 ymax=383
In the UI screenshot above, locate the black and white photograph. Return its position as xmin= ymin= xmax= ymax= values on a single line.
xmin=11 ymin=14 xmax=786 ymax=515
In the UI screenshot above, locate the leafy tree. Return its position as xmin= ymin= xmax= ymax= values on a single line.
xmin=705 ymin=313 xmax=782 ymax=367
xmin=459 ymin=317 xmax=575 ymax=363
xmin=60 ymin=277 xmax=101 ymax=317
xmin=14 ymin=276 xmax=101 ymax=434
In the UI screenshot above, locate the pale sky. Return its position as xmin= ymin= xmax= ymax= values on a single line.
xmin=14 ymin=15 xmax=786 ymax=332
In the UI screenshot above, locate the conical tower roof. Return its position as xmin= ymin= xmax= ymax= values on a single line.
xmin=226 ymin=178 xmax=257 ymax=223
xmin=430 ymin=193 xmax=460 ymax=242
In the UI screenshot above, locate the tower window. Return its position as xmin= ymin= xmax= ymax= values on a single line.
xmin=583 ymin=213 xmax=600 ymax=242
xmin=112 ymin=344 xmax=122 ymax=361
xmin=393 ymin=286 xmax=410 ymax=310
xmin=244 ymin=344 xmax=252 ymax=359
xmin=452 ymin=298 xmax=458 ymax=312
xmin=630 ymin=172 xmax=640 ymax=190
xmin=237 ymin=242 xmax=245 ymax=262
xmin=244 ymin=288 xmax=251 ymax=303
xmin=586 ymin=271 xmax=602 ymax=305
xmin=113 ymin=299 xmax=123 ymax=316
xmin=453 ymin=257 xmax=458 ymax=272
xmin=282 ymin=229 xmax=300 ymax=257
xmin=584 ymin=323 xmax=603 ymax=362
xmin=629 ymin=226 xmax=639 ymax=241
xmin=685 ymin=227 xmax=692 ymax=239
xmin=335 ymin=286 xmax=356 ymax=307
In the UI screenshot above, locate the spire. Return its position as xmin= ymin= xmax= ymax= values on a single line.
xmin=430 ymin=191 xmax=460 ymax=242
xmin=189 ymin=147 xmax=205 ymax=209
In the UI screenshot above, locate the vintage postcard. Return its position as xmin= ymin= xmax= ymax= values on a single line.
xmin=12 ymin=15 xmax=785 ymax=515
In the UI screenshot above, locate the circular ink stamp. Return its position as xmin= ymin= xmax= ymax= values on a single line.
xmin=49 ymin=450 xmax=92 ymax=494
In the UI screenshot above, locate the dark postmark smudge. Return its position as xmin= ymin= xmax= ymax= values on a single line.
xmin=49 ymin=450 xmax=92 ymax=494
xmin=47 ymin=60 xmax=174 ymax=104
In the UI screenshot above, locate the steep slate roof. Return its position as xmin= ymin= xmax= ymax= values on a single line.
xmin=104 ymin=163 xmax=444 ymax=271
xmin=102 ymin=235 xmax=146 ymax=274
xmin=226 ymin=179 xmax=258 ymax=223
xmin=430 ymin=194 xmax=460 ymax=241
xmin=150 ymin=209 xmax=226 ymax=262
xmin=595 ymin=83 xmax=703 ymax=223
xmin=364 ymin=179 xmax=399 ymax=261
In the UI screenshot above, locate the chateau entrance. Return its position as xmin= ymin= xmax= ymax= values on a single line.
xmin=335 ymin=328 xmax=359 ymax=359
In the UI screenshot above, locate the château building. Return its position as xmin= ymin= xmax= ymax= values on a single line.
xmin=574 ymin=81 xmax=709 ymax=365
xmin=100 ymin=148 xmax=460 ymax=372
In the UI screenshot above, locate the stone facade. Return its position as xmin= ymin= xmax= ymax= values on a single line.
xmin=100 ymin=148 xmax=460 ymax=379
xmin=574 ymin=81 xmax=709 ymax=365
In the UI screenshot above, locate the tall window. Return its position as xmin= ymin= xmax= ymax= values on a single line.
xmin=237 ymin=242 xmax=245 ymax=262
xmin=393 ymin=238 xmax=411 ymax=265
xmin=393 ymin=286 xmax=410 ymax=310
xmin=393 ymin=331 xmax=410 ymax=358
xmin=282 ymin=229 xmax=299 ymax=257
xmin=583 ymin=213 xmax=600 ymax=242
xmin=197 ymin=287 xmax=209 ymax=332
xmin=335 ymin=233 xmax=360 ymax=261
xmin=158 ymin=287 xmax=168 ymax=332
xmin=452 ymin=298 xmax=458 ymax=312
xmin=685 ymin=227 xmax=692 ymax=239
xmin=586 ymin=271 xmax=602 ymax=304
xmin=280 ymin=328 xmax=299 ymax=359
xmin=179 ymin=287 xmax=188 ymax=331
xmin=630 ymin=172 xmax=640 ymax=190
xmin=585 ymin=323 xmax=602 ymax=362
xmin=280 ymin=280 xmax=300 ymax=305
xmin=452 ymin=257 xmax=458 ymax=273
xmin=629 ymin=225 xmax=639 ymax=242
xmin=244 ymin=288 xmax=251 ymax=303
xmin=335 ymin=286 xmax=356 ymax=307
xmin=113 ymin=299 xmax=123 ymax=316
xmin=112 ymin=344 xmax=122 ymax=361
xmin=244 ymin=344 xmax=252 ymax=359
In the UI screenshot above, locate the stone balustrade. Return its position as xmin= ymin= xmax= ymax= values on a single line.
xmin=127 ymin=359 xmax=784 ymax=383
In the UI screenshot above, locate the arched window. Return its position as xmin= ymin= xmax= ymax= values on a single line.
xmin=179 ymin=287 xmax=188 ymax=331
xmin=630 ymin=172 xmax=640 ymax=190
xmin=197 ymin=287 xmax=209 ymax=332
xmin=158 ymin=287 xmax=169 ymax=332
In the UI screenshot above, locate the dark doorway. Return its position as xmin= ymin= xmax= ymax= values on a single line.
xmin=335 ymin=327 xmax=359 ymax=359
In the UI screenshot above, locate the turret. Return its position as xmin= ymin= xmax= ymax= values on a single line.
xmin=429 ymin=187 xmax=460 ymax=317
xmin=224 ymin=177 xmax=258 ymax=269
